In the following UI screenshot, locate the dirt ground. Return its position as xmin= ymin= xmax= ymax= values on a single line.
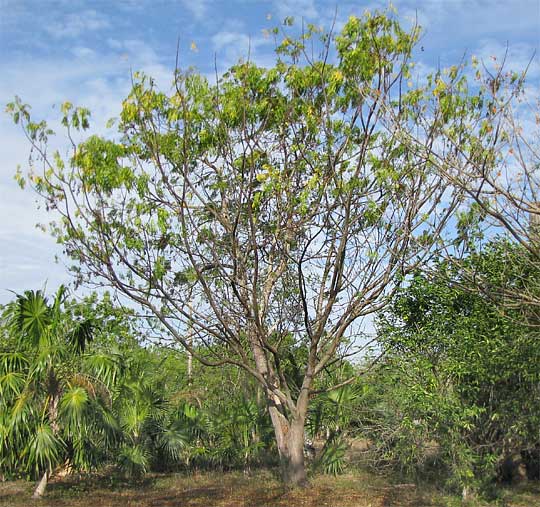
xmin=0 ymin=470 xmax=539 ymax=507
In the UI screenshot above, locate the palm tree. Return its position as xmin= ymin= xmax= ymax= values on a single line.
xmin=111 ymin=350 xmax=189 ymax=477
xmin=0 ymin=286 xmax=116 ymax=497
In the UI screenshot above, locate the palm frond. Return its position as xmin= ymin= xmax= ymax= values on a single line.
xmin=0 ymin=371 xmax=25 ymax=398
xmin=68 ymin=319 xmax=94 ymax=354
xmin=84 ymin=352 xmax=122 ymax=387
xmin=60 ymin=386 xmax=89 ymax=428
xmin=50 ymin=285 xmax=68 ymax=321
xmin=316 ymin=432 xmax=349 ymax=475
xmin=157 ymin=420 xmax=189 ymax=461
xmin=117 ymin=443 xmax=149 ymax=477
xmin=0 ymin=351 xmax=29 ymax=374
xmin=25 ymin=422 xmax=64 ymax=476
xmin=10 ymin=389 xmax=35 ymax=431
xmin=69 ymin=433 xmax=102 ymax=471
xmin=119 ymin=403 xmax=148 ymax=438
xmin=14 ymin=290 xmax=51 ymax=347
xmin=96 ymin=405 xmax=122 ymax=446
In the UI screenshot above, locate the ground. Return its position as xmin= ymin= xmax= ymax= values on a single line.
xmin=0 ymin=470 xmax=539 ymax=507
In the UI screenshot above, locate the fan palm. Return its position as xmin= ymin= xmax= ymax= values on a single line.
xmin=0 ymin=286 xmax=117 ymax=497
xmin=111 ymin=352 xmax=189 ymax=477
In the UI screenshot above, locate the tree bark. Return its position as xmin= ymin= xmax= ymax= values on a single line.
xmin=32 ymin=471 xmax=49 ymax=499
xmin=251 ymin=340 xmax=309 ymax=486
xmin=282 ymin=417 xmax=308 ymax=487
xmin=268 ymin=405 xmax=308 ymax=487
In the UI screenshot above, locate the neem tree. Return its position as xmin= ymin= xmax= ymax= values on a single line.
xmin=8 ymin=11 xmax=502 ymax=485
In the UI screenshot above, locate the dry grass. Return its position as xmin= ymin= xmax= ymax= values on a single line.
xmin=0 ymin=470 xmax=538 ymax=507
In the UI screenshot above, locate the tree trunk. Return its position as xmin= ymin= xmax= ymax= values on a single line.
xmin=250 ymin=340 xmax=309 ymax=486
xmin=282 ymin=417 xmax=308 ymax=487
xmin=268 ymin=405 xmax=308 ymax=487
xmin=32 ymin=470 xmax=49 ymax=499
xmin=33 ymin=378 xmax=60 ymax=498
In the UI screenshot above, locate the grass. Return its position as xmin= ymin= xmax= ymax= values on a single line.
xmin=0 ymin=469 xmax=538 ymax=507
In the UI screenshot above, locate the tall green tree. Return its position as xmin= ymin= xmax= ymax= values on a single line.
xmin=7 ymin=10 xmax=520 ymax=485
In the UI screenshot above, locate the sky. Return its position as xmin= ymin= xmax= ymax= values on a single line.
xmin=0 ymin=0 xmax=539 ymax=304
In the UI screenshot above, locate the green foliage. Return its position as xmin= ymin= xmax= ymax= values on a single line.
xmin=307 ymin=371 xmax=366 ymax=475
xmin=169 ymin=368 xmax=275 ymax=471
xmin=365 ymin=241 xmax=540 ymax=493
xmin=316 ymin=433 xmax=348 ymax=476
xmin=0 ymin=291 xmax=330 ymax=481
xmin=109 ymin=350 xmax=189 ymax=476
xmin=26 ymin=423 xmax=64 ymax=476
xmin=0 ymin=287 xmax=113 ymax=480
xmin=117 ymin=444 xmax=150 ymax=478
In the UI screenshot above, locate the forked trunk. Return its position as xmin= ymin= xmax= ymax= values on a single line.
xmin=32 ymin=470 xmax=49 ymax=499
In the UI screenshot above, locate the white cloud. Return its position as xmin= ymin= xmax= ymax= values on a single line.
xmin=71 ymin=46 xmax=97 ymax=59
xmin=410 ymin=60 xmax=437 ymax=83
xmin=179 ymin=0 xmax=209 ymax=21
xmin=0 ymin=119 xmax=70 ymax=303
xmin=475 ymin=39 xmax=539 ymax=80
xmin=273 ymin=0 xmax=318 ymax=21
xmin=402 ymin=0 xmax=539 ymax=42
xmin=0 ymin=38 xmax=174 ymax=299
xmin=210 ymin=29 xmax=273 ymax=70
xmin=399 ymin=6 xmax=431 ymax=32
xmin=473 ymin=40 xmax=540 ymax=141
xmin=211 ymin=30 xmax=267 ymax=55
xmin=45 ymin=9 xmax=110 ymax=39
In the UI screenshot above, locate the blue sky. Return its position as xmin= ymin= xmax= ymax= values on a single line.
xmin=0 ymin=0 xmax=539 ymax=303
